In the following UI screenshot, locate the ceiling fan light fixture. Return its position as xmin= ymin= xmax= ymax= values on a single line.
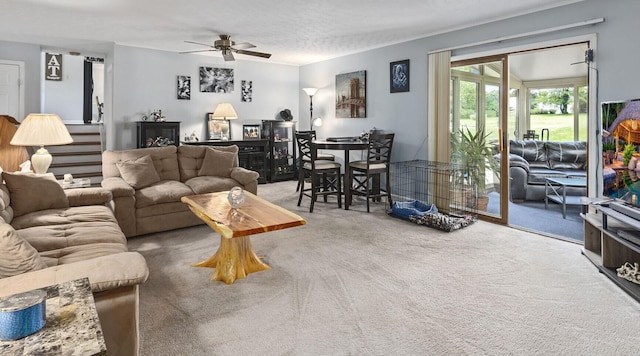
xmin=181 ymin=34 xmax=271 ymax=61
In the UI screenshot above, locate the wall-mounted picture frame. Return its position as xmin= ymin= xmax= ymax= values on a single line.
xmin=243 ymin=124 xmax=261 ymax=140
xmin=336 ymin=70 xmax=366 ymax=118
xmin=390 ymin=59 xmax=409 ymax=93
xmin=199 ymin=67 xmax=234 ymax=93
xmin=207 ymin=113 xmax=232 ymax=140
xmin=177 ymin=75 xmax=191 ymax=99
xmin=241 ymin=80 xmax=253 ymax=102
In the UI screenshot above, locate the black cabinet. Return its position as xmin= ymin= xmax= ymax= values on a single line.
xmin=262 ymin=120 xmax=296 ymax=182
xmin=183 ymin=140 xmax=268 ymax=184
xmin=136 ymin=121 xmax=180 ymax=148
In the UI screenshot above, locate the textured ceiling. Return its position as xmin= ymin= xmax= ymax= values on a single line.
xmin=0 ymin=0 xmax=583 ymax=65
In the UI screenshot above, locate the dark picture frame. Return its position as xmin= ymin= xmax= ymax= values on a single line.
xmin=207 ymin=113 xmax=232 ymax=140
xmin=243 ymin=124 xmax=261 ymax=140
xmin=199 ymin=67 xmax=234 ymax=93
xmin=335 ymin=70 xmax=366 ymax=118
xmin=177 ymin=75 xmax=191 ymax=99
xmin=390 ymin=59 xmax=409 ymax=93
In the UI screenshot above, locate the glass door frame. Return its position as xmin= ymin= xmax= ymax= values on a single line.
xmin=451 ymin=54 xmax=509 ymax=224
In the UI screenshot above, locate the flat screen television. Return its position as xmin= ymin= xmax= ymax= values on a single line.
xmin=602 ymin=99 xmax=640 ymax=208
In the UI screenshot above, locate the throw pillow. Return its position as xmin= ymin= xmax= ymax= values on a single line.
xmin=0 ymin=221 xmax=48 ymax=278
xmin=198 ymin=147 xmax=237 ymax=178
xmin=1 ymin=172 xmax=69 ymax=217
xmin=116 ymin=155 xmax=161 ymax=189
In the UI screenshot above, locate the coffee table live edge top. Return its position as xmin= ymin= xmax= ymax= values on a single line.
xmin=181 ymin=191 xmax=306 ymax=238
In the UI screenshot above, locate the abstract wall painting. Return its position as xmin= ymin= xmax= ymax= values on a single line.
xmin=241 ymin=80 xmax=253 ymax=102
xmin=199 ymin=67 xmax=234 ymax=93
xmin=335 ymin=70 xmax=366 ymax=118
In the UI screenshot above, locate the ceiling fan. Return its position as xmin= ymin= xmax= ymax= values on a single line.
xmin=180 ymin=34 xmax=271 ymax=61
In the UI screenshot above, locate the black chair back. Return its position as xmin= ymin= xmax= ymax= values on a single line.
xmin=366 ymin=133 xmax=395 ymax=169
xmin=295 ymin=131 xmax=313 ymax=162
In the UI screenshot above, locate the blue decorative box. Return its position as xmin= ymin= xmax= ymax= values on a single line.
xmin=0 ymin=290 xmax=47 ymax=340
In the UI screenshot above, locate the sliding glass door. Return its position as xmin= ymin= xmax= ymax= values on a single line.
xmin=451 ymin=55 xmax=509 ymax=223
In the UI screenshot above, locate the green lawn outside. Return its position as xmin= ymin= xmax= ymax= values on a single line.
xmin=458 ymin=113 xmax=588 ymax=142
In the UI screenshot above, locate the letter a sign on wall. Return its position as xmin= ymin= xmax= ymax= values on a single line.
xmin=45 ymin=53 xmax=62 ymax=81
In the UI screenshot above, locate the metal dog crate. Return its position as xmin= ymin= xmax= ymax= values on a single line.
xmin=390 ymin=160 xmax=478 ymax=217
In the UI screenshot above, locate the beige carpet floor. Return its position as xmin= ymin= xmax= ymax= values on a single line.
xmin=128 ymin=181 xmax=640 ymax=356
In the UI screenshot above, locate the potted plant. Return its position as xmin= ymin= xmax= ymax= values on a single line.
xmin=451 ymin=126 xmax=501 ymax=211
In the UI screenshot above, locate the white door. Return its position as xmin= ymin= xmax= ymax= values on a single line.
xmin=0 ymin=61 xmax=23 ymax=119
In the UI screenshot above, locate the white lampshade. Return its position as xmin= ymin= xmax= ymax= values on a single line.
xmin=212 ymin=103 xmax=238 ymax=120
xmin=10 ymin=113 xmax=73 ymax=174
xmin=302 ymin=87 xmax=318 ymax=97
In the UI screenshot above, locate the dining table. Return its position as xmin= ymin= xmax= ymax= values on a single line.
xmin=312 ymin=138 xmax=369 ymax=210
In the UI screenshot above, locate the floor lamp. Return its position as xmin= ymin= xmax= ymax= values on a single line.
xmin=10 ymin=113 xmax=73 ymax=174
xmin=303 ymin=88 xmax=318 ymax=130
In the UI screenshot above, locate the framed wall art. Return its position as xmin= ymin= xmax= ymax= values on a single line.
xmin=199 ymin=67 xmax=234 ymax=93
xmin=335 ymin=70 xmax=366 ymax=118
xmin=241 ymin=80 xmax=253 ymax=102
xmin=177 ymin=75 xmax=191 ymax=99
xmin=207 ymin=113 xmax=232 ymax=140
xmin=243 ymin=124 xmax=261 ymax=139
xmin=390 ymin=59 xmax=409 ymax=93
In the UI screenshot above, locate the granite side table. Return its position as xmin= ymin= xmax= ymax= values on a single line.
xmin=0 ymin=278 xmax=106 ymax=355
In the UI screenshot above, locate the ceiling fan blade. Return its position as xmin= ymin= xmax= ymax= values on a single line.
xmin=236 ymin=49 xmax=271 ymax=59
xmin=183 ymin=40 xmax=214 ymax=48
xmin=222 ymin=51 xmax=235 ymax=61
xmin=179 ymin=49 xmax=217 ymax=54
xmin=232 ymin=42 xmax=256 ymax=50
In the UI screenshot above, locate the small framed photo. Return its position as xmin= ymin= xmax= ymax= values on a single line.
xmin=243 ymin=124 xmax=261 ymax=140
xmin=207 ymin=113 xmax=232 ymax=140
xmin=390 ymin=59 xmax=409 ymax=93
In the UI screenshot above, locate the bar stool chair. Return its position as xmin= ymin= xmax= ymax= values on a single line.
xmin=295 ymin=132 xmax=342 ymax=212
xmin=295 ymin=130 xmax=335 ymax=192
xmin=348 ymin=133 xmax=395 ymax=212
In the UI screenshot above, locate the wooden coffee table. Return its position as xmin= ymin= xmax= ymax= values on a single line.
xmin=181 ymin=191 xmax=305 ymax=284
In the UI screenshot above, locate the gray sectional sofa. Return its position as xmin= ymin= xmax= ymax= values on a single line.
xmin=502 ymin=140 xmax=587 ymax=201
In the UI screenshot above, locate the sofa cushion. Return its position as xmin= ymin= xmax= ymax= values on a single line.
xmin=178 ymin=145 xmax=239 ymax=181
xmin=11 ymin=205 xmax=125 ymax=252
xmin=0 ymin=221 xmax=48 ymax=278
xmin=559 ymin=169 xmax=587 ymax=179
xmin=39 ymin=242 xmax=128 ymax=266
xmin=547 ymin=141 xmax=587 ymax=170
xmin=1 ymin=172 xmax=69 ymax=217
xmin=0 ymin=184 xmax=12 ymax=224
xmin=102 ymin=146 xmax=180 ymax=181
xmin=198 ymin=147 xmax=237 ymax=178
xmin=509 ymin=140 xmax=549 ymax=168
xmin=526 ymin=168 xmax=571 ymax=185
xmin=184 ymin=176 xmax=244 ymax=195
xmin=116 ymin=155 xmax=161 ymax=189
xmin=134 ymin=180 xmax=194 ymax=209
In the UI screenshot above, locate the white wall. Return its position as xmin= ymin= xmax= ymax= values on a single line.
xmin=111 ymin=45 xmax=299 ymax=149
xmin=42 ymin=53 xmax=84 ymax=122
